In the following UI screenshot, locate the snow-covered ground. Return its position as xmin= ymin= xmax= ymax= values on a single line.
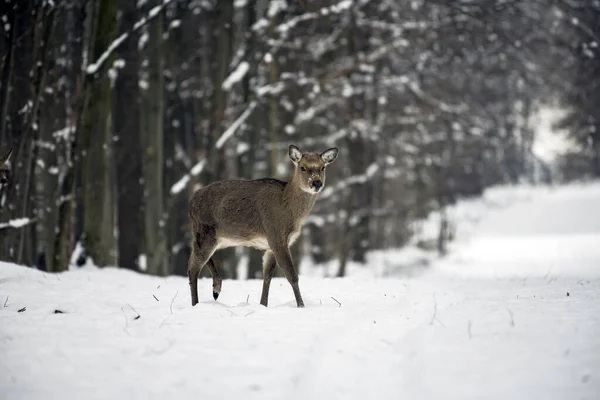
xmin=1 ymin=182 xmax=600 ymax=400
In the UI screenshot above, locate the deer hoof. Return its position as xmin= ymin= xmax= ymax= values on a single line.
xmin=213 ymin=291 xmax=219 ymax=300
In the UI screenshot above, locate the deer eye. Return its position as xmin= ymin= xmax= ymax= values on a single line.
xmin=320 ymin=167 xmax=325 ymax=172
xmin=300 ymin=167 xmax=306 ymax=172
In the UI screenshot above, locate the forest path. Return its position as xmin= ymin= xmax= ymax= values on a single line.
xmin=1 ymin=183 xmax=599 ymax=399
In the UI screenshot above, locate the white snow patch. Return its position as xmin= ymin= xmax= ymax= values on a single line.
xmin=215 ymin=101 xmax=257 ymax=149
xmin=222 ymin=62 xmax=249 ymax=91
xmin=0 ymin=218 xmax=32 ymax=230
xmin=138 ymin=254 xmax=147 ymax=272
xmin=2 ymin=183 xmax=600 ymax=400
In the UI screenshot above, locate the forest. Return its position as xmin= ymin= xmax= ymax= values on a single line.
xmin=0 ymin=0 xmax=598 ymax=278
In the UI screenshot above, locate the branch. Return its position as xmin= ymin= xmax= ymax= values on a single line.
xmin=0 ymin=217 xmax=39 ymax=231
xmin=85 ymin=0 xmax=175 ymax=76
xmin=319 ymin=162 xmax=380 ymax=200
xmin=169 ymin=101 xmax=258 ymax=195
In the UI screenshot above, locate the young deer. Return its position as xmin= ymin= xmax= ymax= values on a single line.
xmin=187 ymin=144 xmax=339 ymax=308
xmin=0 ymin=148 xmax=12 ymax=187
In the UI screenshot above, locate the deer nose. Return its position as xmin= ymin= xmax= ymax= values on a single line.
xmin=312 ymin=180 xmax=323 ymax=190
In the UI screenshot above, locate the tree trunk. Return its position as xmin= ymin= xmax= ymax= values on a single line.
xmin=208 ymin=0 xmax=236 ymax=278
xmin=80 ymin=0 xmax=118 ymax=266
xmin=0 ymin=4 xmax=15 ymax=145
xmin=142 ymin=0 xmax=169 ymax=276
xmin=114 ymin=0 xmax=143 ymax=271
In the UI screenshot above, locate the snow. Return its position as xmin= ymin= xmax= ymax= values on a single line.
xmin=169 ymin=174 xmax=190 ymax=195
xmin=0 ymin=218 xmax=33 ymax=230
xmin=215 ymin=101 xmax=257 ymax=149
xmin=170 ymin=101 xmax=257 ymax=198
xmin=531 ymin=106 xmax=572 ymax=163
xmin=222 ymin=61 xmax=250 ymax=91
xmin=2 ymin=182 xmax=600 ymax=399
xmin=85 ymin=0 xmax=174 ymax=76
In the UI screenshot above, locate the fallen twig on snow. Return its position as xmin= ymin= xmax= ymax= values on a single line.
xmin=3 ymin=295 xmax=8 ymax=307
xmin=429 ymin=293 xmax=437 ymax=325
xmin=18 ymin=306 xmax=26 ymax=313
xmin=153 ymin=294 xmax=159 ymax=302
xmin=121 ymin=307 xmax=131 ymax=336
xmin=331 ymin=296 xmax=342 ymax=307
xmin=170 ymin=290 xmax=178 ymax=315
xmin=429 ymin=293 xmax=445 ymax=327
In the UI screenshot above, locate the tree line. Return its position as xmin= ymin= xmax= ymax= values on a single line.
xmin=0 ymin=0 xmax=596 ymax=277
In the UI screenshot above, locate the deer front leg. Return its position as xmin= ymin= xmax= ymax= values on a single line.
xmin=260 ymin=251 xmax=277 ymax=307
xmin=270 ymin=244 xmax=305 ymax=308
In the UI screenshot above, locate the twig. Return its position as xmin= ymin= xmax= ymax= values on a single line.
xmin=226 ymin=309 xmax=237 ymax=317
xmin=429 ymin=293 xmax=437 ymax=325
xmin=170 ymin=290 xmax=178 ymax=315
xmin=331 ymin=296 xmax=342 ymax=307
xmin=3 ymin=295 xmax=8 ymax=307
xmin=246 ymin=294 xmax=249 ymax=304
xmin=126 ymin=303 xmax=141 ymax=320
xmin=429 ymin=293 xmax=445 ymax=327
xmin=507 ymin=308 xmax=515 ymax=328
xmin=121 ymin=307 xmax=131 ymax=336
xmin=17 ymin=306 xmax=26 ymax=313
xmin=244 ymin=311 xmax=255 ymax=317
xmin=153 ymin=294 xmax=159 ymax=302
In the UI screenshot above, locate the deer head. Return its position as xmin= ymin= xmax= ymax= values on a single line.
xmin=0 ymin=147 xmax=12 ymax=186
xmin=289 ymin=144 xmax=339 ymax=194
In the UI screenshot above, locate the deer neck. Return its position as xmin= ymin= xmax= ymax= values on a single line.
xmin=283 ymin=174 xmax=318 ymax=221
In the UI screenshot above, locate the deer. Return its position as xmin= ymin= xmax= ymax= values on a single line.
xmin=187 ymin=144 xmax=339 ymax=308
xmin=0 ymin=147 xmax=12 ymax=187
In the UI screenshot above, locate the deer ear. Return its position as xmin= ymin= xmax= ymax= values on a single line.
xmin=0 ymin=148 xmax=12 ymax=163
xmin=321 ymin=147 xmax=339 ymax=165
xmin=289 ymin=144 xmax=302 ymax=164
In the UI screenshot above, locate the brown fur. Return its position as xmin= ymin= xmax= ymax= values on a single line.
xmin=187 ymin=144 xmax=339 ymax=307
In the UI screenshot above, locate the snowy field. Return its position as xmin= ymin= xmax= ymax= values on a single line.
xmin=1 ymin=182 xmax=600 ymax=400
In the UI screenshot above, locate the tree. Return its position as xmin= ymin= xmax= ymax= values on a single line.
xmin=141 ymin=0 xmax=169 ymax=276
xmin=114 ymin=0 xmax=144 ymax=271
xmin=80 ymin=0 xmax=118 ymax=266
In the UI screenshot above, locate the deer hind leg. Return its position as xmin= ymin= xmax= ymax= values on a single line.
xmin=270 ymin=245 xmax=305 ymax=308
xmin=187 ymin=224 xmax=217 ymax=306
xmin=205 ymin=257 xmax=222 ymax=300
xmin=260 ymin=251 xmax=277 ymax=307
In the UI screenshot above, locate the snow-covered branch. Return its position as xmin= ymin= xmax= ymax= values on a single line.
xmin=86 ymin=0 xmax=175 ymax=76
xmin=170 ymin=101 xmax=258 ymax=195
xmin=320 ymin=162 xmax=380 ymax=200
xmin=222 ymin=62 xmax=250 ymax=91
xmin=215 ymin=101 xmax=257 ymax=149
xmin=276 ymin=0 xmax=353 ymax=37
xmin=0 ymin=218 xmax=38 ymax=231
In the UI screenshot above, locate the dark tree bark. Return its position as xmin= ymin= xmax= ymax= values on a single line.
xmin=114 ymin=0 xmax=143 ymax=271
xmin=142 ymin=0 xmax=169 ymax=276
xmin=80 ymin=0 xmax=118 ymax=266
